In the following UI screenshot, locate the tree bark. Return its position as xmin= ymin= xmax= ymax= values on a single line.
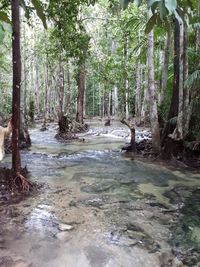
xmin=11 ymin=0 xmax=29 ymax=191
xmin=57 ymin=62 xmax=64 ymax=122
xmin=147 ymin=9 xmax=161 ymax=154
xmin=11 ymin=0 xmax=22 ymax=176
xmin=113 ymin=84 xmax=118 ymax=117
xmin=161 ymin=19 xmax=180 ymax=146
xmin=197 ymin=0 xmax=200 ymax=54
xmin=66 ymin=62 xmax=71 ymax=114
xmin=160 ymin=32 xmax=170 ymax=105
xmin=121 ymin=118 xmax=136 ymax=152
xmin=123 ymin=33 xmax=129 ymax=119
xmin=171 ymin=15 xmax=184 ymax=140
xmin=135 ymin=62 xmax=142 ymax=124
xmin=76 ymin=64 xmax=85 ymax=124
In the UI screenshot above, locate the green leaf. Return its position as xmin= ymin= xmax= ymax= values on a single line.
xmin=0 ymin=11 xmax=11 ymax=24
xmin=31 ymin=0 xmax=47 ymax=29
xmin=145 ymin=12 xmax=158 ymax=34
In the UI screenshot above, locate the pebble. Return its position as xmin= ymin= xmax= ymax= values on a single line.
xmin=58 ymin=223 xmax=74 ymax=231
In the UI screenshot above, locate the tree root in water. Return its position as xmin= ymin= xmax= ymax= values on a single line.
xmin=12 ymin=172 xmax=31 ymax=193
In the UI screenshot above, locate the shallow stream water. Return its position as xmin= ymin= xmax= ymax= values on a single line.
xmin=0 ymin=123 xmax=200 ymax=267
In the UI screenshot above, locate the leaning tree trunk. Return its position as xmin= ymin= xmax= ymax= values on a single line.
xmin=121 ymin=118 xmax=136 ymax=152
xmin=11 ymin=0 xmax=29 ymax=191
xmin=76 ymin=64 xmax=85 ymax=124
xmin=147 ymin=10 xmax=161 ymax=154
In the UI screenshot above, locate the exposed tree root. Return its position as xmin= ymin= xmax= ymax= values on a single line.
xmin=12 ymin=172 xmax=31 ymax=193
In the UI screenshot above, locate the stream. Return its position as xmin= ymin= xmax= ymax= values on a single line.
xmin=0 ymin=122 xmax=200 ymax=267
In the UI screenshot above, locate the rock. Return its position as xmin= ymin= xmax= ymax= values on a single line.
xmin=58 ymin=223 xmax=74 ymax=231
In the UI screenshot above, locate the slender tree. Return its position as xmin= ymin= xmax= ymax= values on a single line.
xmin=11 ymin=0 xmax=29 ymax=191
xmin=76 ymin=64 xmax=85 ymax=124
xmin=147 ymin=9 xmax=161 ymax=154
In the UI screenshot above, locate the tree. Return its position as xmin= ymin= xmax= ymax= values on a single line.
xmin=11 ymin=0 xmax=29 ymax=191
xmin=76 ymin=64 xmax=86 ymax=124
xmin=147 ymin=9 xmax=161 ymax=154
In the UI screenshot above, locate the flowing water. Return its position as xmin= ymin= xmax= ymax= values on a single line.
xmin=0 ymin=123 xmax=200 ymax=267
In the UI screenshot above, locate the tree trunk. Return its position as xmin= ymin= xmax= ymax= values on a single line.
xmin=66 ymin=62 xmax=71 ymax=114
xmin=11 ymin=0 xmax=29 ymax=191
xmin=160 ymin=32 xmax=170 ymax=105
xmin=161 ymin=19 xmax=180 ymax=146
xmin=147 ymin=10 xmax=161 ymax=154
xmin=171 ymin=15 xmax=184 ymax=140
xmin=57 ymin=62 xmax=64 ymax=122
xmin=183 ymin=20 xmax=190 ymax=135
xmin=76 ymin=64 xmax=85 ymax=124
xmin=113 ymin=84 xmax=118 ymax=117
xmin=123 ymin=33 xmax=129 ymax=119
xmin=11 ymin=0 xmax=22 ymax=176
xmin=121 ymin=118 xmax=136 ymax=152
xmin=135 ymin=62 xmax=142 ymax=124
xmin=197 ymin=0 xmax=200 ymax=54
xmin=184 ymin=2 xmax=200 ymax=134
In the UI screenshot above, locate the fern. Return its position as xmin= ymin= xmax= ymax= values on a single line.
xmin=185 ymin=70 xmax=200 ymax=89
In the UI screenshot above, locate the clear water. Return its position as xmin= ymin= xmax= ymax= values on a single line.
xmin=0 ymin=124 xmax=199 ymax=267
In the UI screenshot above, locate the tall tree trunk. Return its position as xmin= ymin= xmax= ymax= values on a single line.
xmin=171 ymin=15 xmax=184 ymax=140
xmin=12 ymin=0 xmax=22 ymax=176
xmin=147 ymin=10 xmax=161 ymax=154
xmin=76 ymin=64 xmax=85 ymax=124
xmin=197 ymin=0 xmax=200 ymax=54
xmin=113 ymin=84 xmax=118 ymax=117
xmin=21 ymin=17 xmax=27 ymax=121
xmin=11 ymin=0 xmax=29 ymax=191
xmin=161 ymin=19 xmax=180 ymax=146
xmin=184 ymin=1 xmax=200 ymax=134
xmin=123 ymin=33 xmax=129 ymax=119
xmin=183 ymin=20 xmax=190 ymax=135
xmin=57 ymin=62 xmax=64 ymax=122
xmin=135 ymin=62 xmax=142 ymax=124
xmin=66 ymin=62 xmax=71 ymax=114
xmin=160 ymin=32 xmax=170 ymax=105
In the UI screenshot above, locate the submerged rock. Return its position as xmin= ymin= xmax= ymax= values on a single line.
xmin=58 ymin=223 xmax=74 ymax=231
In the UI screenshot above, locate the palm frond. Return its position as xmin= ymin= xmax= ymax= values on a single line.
xmin=185 ymin=70 xmax=200 ymax=89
